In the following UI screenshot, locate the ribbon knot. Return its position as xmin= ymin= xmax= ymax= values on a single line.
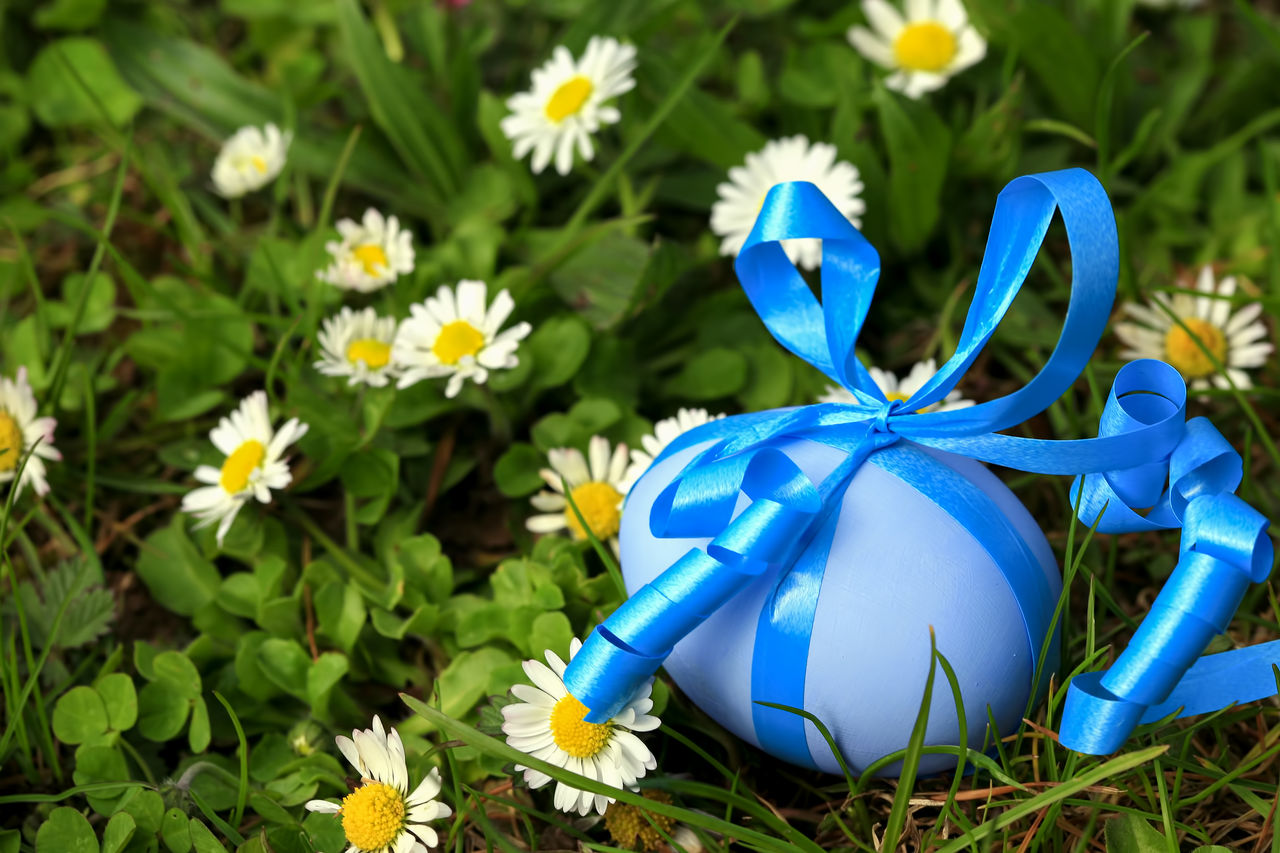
xmin=872 ymin=399 xmax=905 ymax=433
xmin=560 ymin=168 xmax=1276 ymax=764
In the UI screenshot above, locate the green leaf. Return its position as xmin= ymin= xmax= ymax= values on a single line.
xmin=72 ymin=745 xmax=131 ymax=815
xmin=36 ymin=807 xmax=99 ymax=853
xmin=646 ymin=54 xmax=765 ymax=169
xmin=161 ymin=808 xmax=191 ymax=853
xmin=738 ymin=344 xmax=793 ymax=410
xmin=45 ymin=272 xmax=116 ymax=333
xmin=96 ymin=673 xmax=137 ymax=732
xmin=188 ymin=819 xmax=226 ymax=853
xmin=125 ymin=276 xmax=254 ymax=401
xmin=874 ymin=87 xmax=952 ymax=253
xmin=339 ymin=448 xmax=399 ymax=499
xmin=8 ymin=558 xmax=113 ymax=650
xmin=247 ymin=791 xmax=294 ymax=825
xmin=151 ymin=652 xmax=202 ymax=699
xmin=256 ymin=638 xmax=311 ymax=700
xmin=1104 ymin=814 xmax=1170 ymax=853
xmin=665 ymin=347 xmax=748 ymax=400
xmin=527 ymin=315 xmax=591 ymax=390
xmin=434 ymin=648 xmax=521 ymax=721
xmin=991 ymin=3 xmax=1100 ymax=128
xmin=26 ymin=37 xmax=140 ymax=127
xmin=0 ymin=829 xmax=20 ymax=853
xmin=188 ymin=697 xmax=211 ymax=753
xmin=34 ymin=0 xmax=106 ymax=30
xmin=530 ymin=398 xmax=622 ymax=452
xmin=216 ymin=574 xmax=260 ymax=620
xmin=313 ymin=582 xmax=365 ymax=654
xmin=113 ymin=789 xmax=165 ymax=835
xmin=53 ymin=685 xmax=110 ymax=745
xmin=494 ymin=443 xmax=547 ymax=498
xmin=101 ymin=811 xmax=136 ymax=853
xmin=527 ymin=611 xmax=573 ymax=661
xmin=234 ymin=633 xmax=278 ymax=701
xmin=137 ymin=682 xmax=191 ymax=742
xmin=135 ymin=521 xmax=221 ymax=617
xmin=549 ymin=232 xmax=651 ymax=330
xmin=333 ymin=0 xmax=463 ymax=209
xmin=305 ymin=653 xmax=349 ymax=720
xmin=390 ymin=534 xmax=453 ymax=602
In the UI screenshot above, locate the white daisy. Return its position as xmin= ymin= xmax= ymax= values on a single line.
xmin=500 ymin=36 xmax=637 ymax=175
xmin=817 ymin=358 xmax=974 ymax=412
xmin=1114 ymin=265 xmax=1273 ymax=392
xmin=0 ymin=367 xmax=60 ymax=498
xmin=847 ymin=0 xmax=987 ymax=99
xmin=317 ymin=209 xmax=415 ymax=293
xmin=527 ymin=436 xmax=629 ymax=553
xmin=211 ymin=123 xmax=291 ymax=198
xmin=180 ymin=391 xmax=308 ymax=546
xmin=619 ymin=408 xmax=724 ymax=495
xmin=502 ymin=638 xmax=660 ymax=817
xmin=392 ymin=280 xmax=532 ymax=399
xmin=315 ymin=307 xmax=400 ymax=388
xmin=710 ymin=135 xmax=866 ymax=271
xmin=305 ymin=716 xmax=452 ymax=853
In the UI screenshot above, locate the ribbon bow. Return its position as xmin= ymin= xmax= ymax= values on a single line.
xmin=562 ymin=168 xmax=1275 ymax=765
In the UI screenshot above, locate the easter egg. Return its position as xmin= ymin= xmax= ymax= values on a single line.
xmin=619 ymin=428 xmax=1060 ymax=776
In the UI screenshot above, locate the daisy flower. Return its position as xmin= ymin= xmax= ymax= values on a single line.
xmin=211 ymin=123 xmax=291 ymax=198
xmin=317 ymin=209 xmax=415 ymax=293
xmin=847 ymin=0 xmax=987 ymax=99
xmin=710 ymin=135 xmax=865 ymax=270
xmin=1114 ymin=265 xmax=1273 ymax=392
xmin=0 ymin=368 xmax=60 ymax=497
xmin=305 ymin=716 xmax=452 ymax=852
xmin=392 ymin=280 xmax=532 ymax=398
xmin=315 ymin=307 xmax=400 ymax=388
xmin=500 ymin=36 xmax=637 ymax=175
xmin=527 ymin=436 xmax=629 ymax=552
xmin=619 ymin=408 xmax=724 ymax=495
xmin=817 ymin=358 xmax=974 ymax=412
xmin=502 ymin=638 xmax=660 ymax=816
xmin=180 ymin=392 xmax=308 ymax=546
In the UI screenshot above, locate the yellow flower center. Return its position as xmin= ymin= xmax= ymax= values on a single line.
xmin=431 ymin=320 xmax=486 ymax=365
xmin=564 ymin=481 xmax=623 ymax=541
xmin=0 ymin=411 xmax=22 ymax=473
xmin=549 ymin=693 xmax=613 ymax=758
xmin=346 ymin=338 xmax=391 ymax=369
xmin=1164 ymin=317 xmax=1227 ymax=379
xmin=352 ymin=244 xmax=389 ymax=278
xmin=893 ymin=21 xmax=957 ymax=72
xmin=605 ymin=791 xmax=675 ymax=853
xmin=341 ymin=782 xmax=405 ymax=852
xmin=545 ymin=75 xmax=594 ymax=122
xmin=250 ymin=155 xmax=268 ymax=174
xmin=884 ymin=390 xmax=909 ymax=403
xmin=219 ymin=439 xmax=265 ymax=494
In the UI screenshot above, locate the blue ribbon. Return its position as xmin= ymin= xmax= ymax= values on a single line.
xmin=560 ymin=168 xmax=1276 ymax=764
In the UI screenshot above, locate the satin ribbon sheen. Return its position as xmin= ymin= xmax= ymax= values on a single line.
xmin=560 ymin=168 xmax=1277 ymax=763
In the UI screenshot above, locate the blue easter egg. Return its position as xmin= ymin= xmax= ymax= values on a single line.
xmin=620 ymin=429 xmax=1060 ymax=776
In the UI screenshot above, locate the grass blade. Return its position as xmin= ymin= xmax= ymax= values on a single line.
xmin=401 ymin=693 xmax=824 ymax=853
xmin=935 ymin=745 xmax=1169 ymax=852
xmin=882 ymin=626 xmax=939 ymax=851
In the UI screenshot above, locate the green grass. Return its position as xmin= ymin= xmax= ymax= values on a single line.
xmin=3 ymin=0 xmax=1280 ymax=851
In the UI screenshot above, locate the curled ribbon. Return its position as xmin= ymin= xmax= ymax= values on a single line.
xmin=560 ymin=168 xmax=1276 ymax=765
